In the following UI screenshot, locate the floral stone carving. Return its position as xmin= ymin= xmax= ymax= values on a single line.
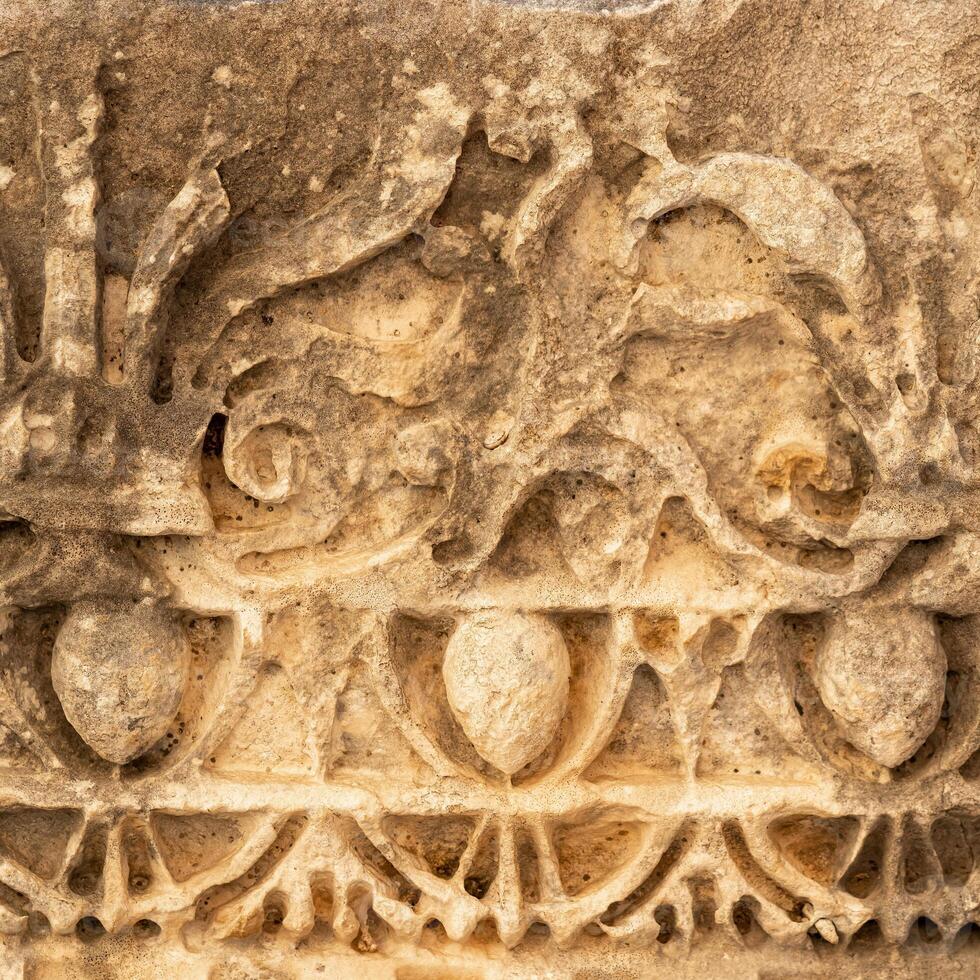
xmin=0 ymin=1 xmax=977 ymax=977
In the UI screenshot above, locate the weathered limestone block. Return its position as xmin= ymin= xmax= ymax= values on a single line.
xmin=0 ymin=1 xmax=976 ymax=977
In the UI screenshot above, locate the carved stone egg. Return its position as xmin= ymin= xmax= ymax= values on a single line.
xmin=442 ymin=611 xmax=570 ymax=775
xmin=51 ymin=600 xmax=191 ymax=764
xmin=813 ymin=607 xmax=946 ymax=768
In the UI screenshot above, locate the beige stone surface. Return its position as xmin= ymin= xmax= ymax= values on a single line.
xmin=0 ymin=0 xmax=977 ymax=976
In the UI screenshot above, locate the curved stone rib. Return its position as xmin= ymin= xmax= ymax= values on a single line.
xmin=185 ymin=84 xmax=472 ymax=390
xmin=554 ymin=610 xmax=642 ymax=780
xmin=364 ymin=616 xmax=468 ymax=781
xmin=356 ymin=809 xmax=484 ymax=942
xmin=621 ymin=153 xmax=879 ymax=316
xmin=526 ymin=814 xmax=565 ymax=903
xmin=172 ymin=814 xmax=281 ymax=898
xmin=738 ymin=815 xmax=868 ymax=936
xmin=0 ymin=682 xmax=63 ymax=770
xmin=0 ymin=854 xmax=82 ymax=934
xmin=501 ymin=111 xmax=593 ymax=275
xmin=488 ymin=817 xmax=526 ymax=948
xmin=125 ymin=166 xmax=230 ymax=391
xmin=33 ymin=68 xmax=103 ymax=378
xmin=596 ymin=819 xmax=698 ymax=943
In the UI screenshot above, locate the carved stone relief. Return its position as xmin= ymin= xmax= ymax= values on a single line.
xmin=0 ymin=1 xmax=978 ymax=977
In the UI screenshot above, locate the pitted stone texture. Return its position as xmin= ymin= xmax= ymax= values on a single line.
xmin=51 ymin=601 xmax=190 ymax=764
xmin=443 ymin=611 xmax=570 ymax=775
xmin=0 ymin=0 xmax=977 ymax=977
xmin=814 ymin=607 xmax=947 ymax=768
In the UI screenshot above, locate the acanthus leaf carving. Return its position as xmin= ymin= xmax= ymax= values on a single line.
xmin=0 ymin=5 xmax=977 ymax=976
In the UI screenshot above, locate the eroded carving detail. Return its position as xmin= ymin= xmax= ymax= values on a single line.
xmin=0 ymin=3 xmax=978 ymax=976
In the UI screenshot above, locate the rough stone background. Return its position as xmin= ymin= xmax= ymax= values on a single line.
xmin=0 ymin=1 xmax=978 ymax=978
